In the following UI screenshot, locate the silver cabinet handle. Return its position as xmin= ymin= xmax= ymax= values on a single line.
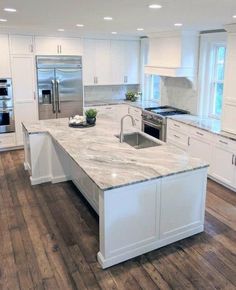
xmin=219 ymin=140 xmax=228 ymax=145
xmin=196 ymin=131 xmax=204 ymax=136
xmin=174 ymin=134 xmax=180 ymax=139
xmin=188 ymin=137 xmax=190 ymax=146
xmin=60 ymin=45 xmax=62 ymax=54
xmin=232 ymin=154 xmax=235 ymax=165
xmin=56 ymin=80 xmax=61 ymax=113
xmin=51 ymin=80 xmax=56 ymax=113
xmin=29 ymin=44 xmax=33 ymax=53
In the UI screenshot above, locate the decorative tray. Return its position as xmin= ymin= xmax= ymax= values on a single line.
xmin=69 ymin=122 xmax=95 ymax=128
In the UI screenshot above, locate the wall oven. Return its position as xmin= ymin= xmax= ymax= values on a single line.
xmin=0 ymin=79 xmax=15 ymax=133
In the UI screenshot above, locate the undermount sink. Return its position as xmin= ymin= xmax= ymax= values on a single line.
xmin=116 ymin=132 xmax=162 ymax=149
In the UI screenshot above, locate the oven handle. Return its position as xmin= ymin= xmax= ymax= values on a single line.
xmin=0 ymin=108 xmax=13 ymax=113
xmin=142 ymin=120 xmax=162 ymax=129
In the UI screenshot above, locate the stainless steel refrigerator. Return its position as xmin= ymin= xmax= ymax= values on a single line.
xmin=36 ymin=56 xmax=83 ymax=120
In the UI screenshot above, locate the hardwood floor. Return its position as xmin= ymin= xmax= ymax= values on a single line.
xmin=0 ymin=149 xmax=236 ymax=290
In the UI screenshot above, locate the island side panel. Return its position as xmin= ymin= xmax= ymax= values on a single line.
xmin=98 ymin=168 xmax=208 ymax=269
xmin=98 ymin=180 xmax=161 ymax=269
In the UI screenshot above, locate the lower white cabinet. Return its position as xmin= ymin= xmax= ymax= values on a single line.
xmin=0 ymin=133 xmax=16 ymax=149
xmin=167 ymin=118 xmax=236 ymax=190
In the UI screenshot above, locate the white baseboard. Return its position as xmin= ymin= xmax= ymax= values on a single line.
xmin=97 ymin=225 xmax=204 ymax=269
xmin=30 ymin=176 xmax=52 ymax=185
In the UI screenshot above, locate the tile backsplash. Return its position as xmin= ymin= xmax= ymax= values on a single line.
xmin=160 ymin=77 xmax=198 ymax=115
xmin=84 ymin=85 xmax=139 ymax=105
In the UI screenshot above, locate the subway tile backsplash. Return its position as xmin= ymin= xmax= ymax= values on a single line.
xmin=84 ymin=85 xmax=139 ymax=105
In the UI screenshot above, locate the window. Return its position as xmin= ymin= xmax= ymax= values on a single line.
xmin=209 ymin=45 xmax=226 ymax=118
xmin=144 ymin=75 xmax=161 ymax=101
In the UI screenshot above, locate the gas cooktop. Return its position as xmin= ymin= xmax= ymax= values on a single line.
xmin=144 ymin=106 xmax=189 ymax=117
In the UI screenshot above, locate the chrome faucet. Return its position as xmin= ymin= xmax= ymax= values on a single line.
xmin=120 ymin=114 xmax=136 ymax=143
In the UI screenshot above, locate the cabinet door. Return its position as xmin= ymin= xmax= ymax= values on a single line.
xmin=0 ymin=34 xmax=11 ymax=78
xmin=11 ymin=56 xmax=38 ymax=145
xmin=35 ymin=37 xmax=59 ymax=55
xmin=110 ymin=40 xmax=125 ymax=84
xmin=189 ymin=137 xmax=212 ymax=170
xmin=210 ymin=146 xmax=236 ymax=186
xmin=95 ymin=39 xmax=111 ymax=85
xmin=60 ymin=38 xmax=83 ymax=55
xmin=83 ymin=39 xmax=96 ymax=85
xmin=9 ymin=35 xmax=34 ymax=55
xmin=124 ymin=41 xmax=140 ymax=84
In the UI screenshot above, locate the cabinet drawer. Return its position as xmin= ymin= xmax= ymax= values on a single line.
xmin=0 ymin=133 xmax=16 ymax=148
xmin=214 ymin=135 xmax=236 ymax=151
xmin=189 ymin=127 xmax=214 ymax=142
xmin=167 ymin=119 xmax=188 ymax=133
xmin=167 ymin=129 xmax=189 ymax=148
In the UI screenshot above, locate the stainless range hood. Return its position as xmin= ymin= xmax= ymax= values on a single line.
xmin=144 ymin=31 xmax=199 ymax=79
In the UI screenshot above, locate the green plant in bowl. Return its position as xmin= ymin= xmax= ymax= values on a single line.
xmin=85 ymin=108 xmax=97 ymax=125
xmin=125 ymin=91 xmax=138 ymax=102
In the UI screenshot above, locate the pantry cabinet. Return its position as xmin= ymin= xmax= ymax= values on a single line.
xmin=35 ymin=36 xmax=83 ymax=55
xmin=11 ymin=55 xmax=38 ymax=145
xmin=9 ymin=35 xmax=34 ymax=55
xmin=0 ymin=34 xmax=11 ymax=78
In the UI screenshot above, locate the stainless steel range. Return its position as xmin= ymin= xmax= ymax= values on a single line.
xmin=142 ymin=106 xmax=189 ymax=141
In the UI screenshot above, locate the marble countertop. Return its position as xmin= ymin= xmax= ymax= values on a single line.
xmin=23 ymin=114 xmax=208 ymax=191
xmin=84 ymin=99 xmax=159 ymax=109
xmin=169 ymin=115 xmax=236 ymax=141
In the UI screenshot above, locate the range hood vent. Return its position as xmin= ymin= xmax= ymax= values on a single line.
xmin=144 ymin=31 xmax=198 ymax=79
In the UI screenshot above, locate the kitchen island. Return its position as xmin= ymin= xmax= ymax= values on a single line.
xmin=23 ymin=112 xmax=208 ymax=268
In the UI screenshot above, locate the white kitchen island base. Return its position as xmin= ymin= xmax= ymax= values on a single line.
xmin=23 ymin=123 xmax=208 ymax=269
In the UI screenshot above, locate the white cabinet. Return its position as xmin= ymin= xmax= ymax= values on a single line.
xmin=11 ymin=55 xmax=38 ymax=145
xmin=9 ymin=35 xmax=34 ymax=55
xmin=83 ymin=39 xmax=111 ymax=85
xmin=0 ymin=34 xmax=11 ymax=78
xmin=35 ymin=37 xmax=82 ymax=55
xmin=222 ymin=31 xmax=236 ymax=134
xmin=110 ymin=40 xmax=140 ymax=85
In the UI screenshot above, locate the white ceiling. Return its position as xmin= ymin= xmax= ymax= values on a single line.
xmin=0 ymin=0 xmax=236 ymax=37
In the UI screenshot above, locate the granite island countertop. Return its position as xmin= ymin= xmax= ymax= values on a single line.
xmin=169 ymin=114 xmax=236 ymax=142
xmin=23 ymin=114 xmax=208 ymax=191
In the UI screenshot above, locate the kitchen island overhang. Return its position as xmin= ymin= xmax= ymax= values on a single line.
xmin=22 ymin=117 xmax=208 ymax=268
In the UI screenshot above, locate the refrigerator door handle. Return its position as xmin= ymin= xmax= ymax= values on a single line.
xmin=56 ymin=80 xmax=61 ymax=113
xmin=51 ymin=80 xmax=56 ymax=113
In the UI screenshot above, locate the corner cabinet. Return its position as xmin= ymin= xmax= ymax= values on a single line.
xmin=167 ymin=119 xmax=236 ymax=191
xmin=0 ymin=34 xmax=11 ymax=78
xmin=34 ymin=37 xmax=83 ymax=55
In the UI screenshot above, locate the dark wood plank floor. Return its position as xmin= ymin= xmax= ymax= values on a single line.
xmin=0 ymin=150 xmax=236 ymax=290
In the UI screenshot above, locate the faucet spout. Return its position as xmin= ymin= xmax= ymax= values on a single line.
xmin=120 ymin=114 xmax=136 ymax=143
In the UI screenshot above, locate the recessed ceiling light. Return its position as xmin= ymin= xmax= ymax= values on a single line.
xmin=4 ymin=8 xmax=17 ymax=12
xmin=137 ymin=28 xmax=144 ymax=31
xmin=58 ymin=28 xmax=65 ymax=32
xmin=233 ymin=15 xmax=236 ymax=18
xmin=104 ymin=16 xmax=113 ymax=20
xmin=111 ymin=32 xmax=117 ymax=34
xmin=0 ymin=18 xmax=7 ymax=22
xmin=148 ymin=4 xmax=162 ymax=9
xmin=174 ymin=23 xmax=183 ymax=27
xmin=76 ymin=24 xmax=84 ymax=27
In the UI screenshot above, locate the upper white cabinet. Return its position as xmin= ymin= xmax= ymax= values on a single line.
xmin=11 ymin=55 xmax=38 ymax=145
xmin=83 ymin=39 xmax=111 ymax=85
xmin=84 ymin=39 xmax=140 ymax=86
xmin=0 ymin=34 xmax=11 ymax=78
xmin=145 ymin=31 xmax=198 ymax=77
xmin=111 ymin=40 xmax=140 ymax=85
xmin=9 ymin=35 xmax=34 ymax=55
xmin=222 ymin=27 xmax=236 ymax=134
xmin=35 ymin=37 xmax=83 ymax=55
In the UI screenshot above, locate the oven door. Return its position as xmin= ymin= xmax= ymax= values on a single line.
xmin=142 ymin=120 xmax=164 ymax=141
xmin=0 ymin=108 xmax=15 ymax=133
